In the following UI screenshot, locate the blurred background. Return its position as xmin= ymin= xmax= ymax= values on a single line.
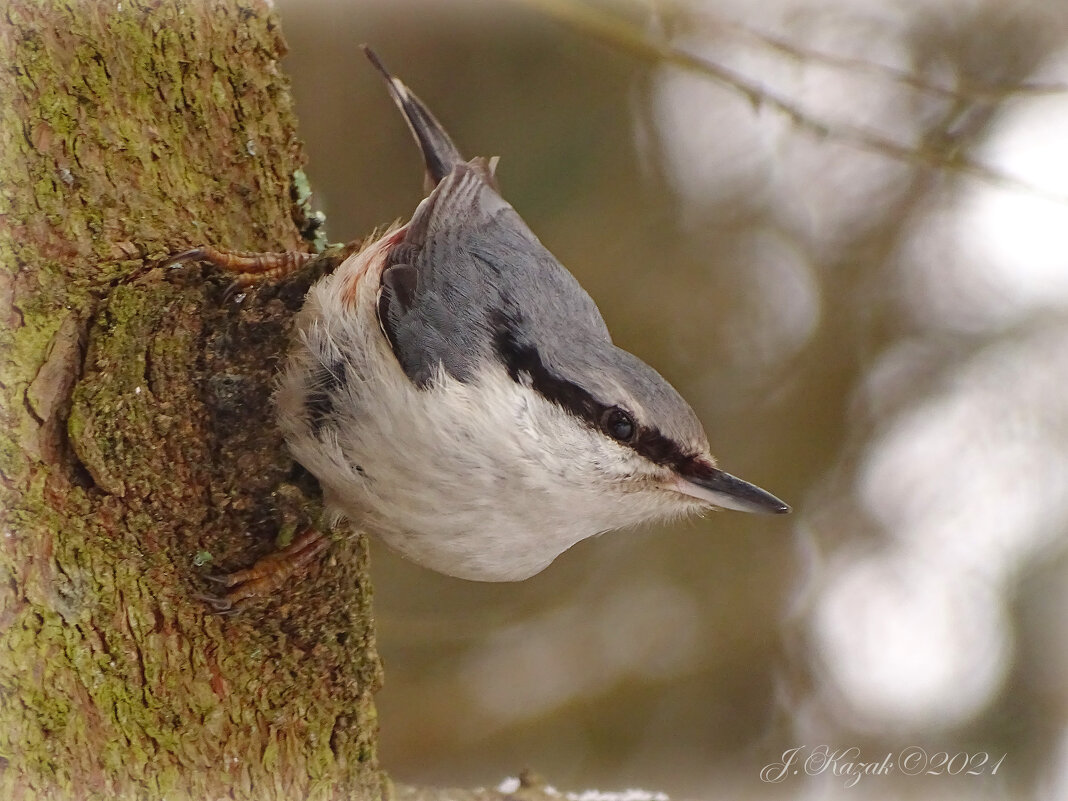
xmin=273 ymin=0 xmax=1068 ymax=798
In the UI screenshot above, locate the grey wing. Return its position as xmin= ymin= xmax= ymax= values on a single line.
xmin=379 ymin=164 xmax=612 ymax=387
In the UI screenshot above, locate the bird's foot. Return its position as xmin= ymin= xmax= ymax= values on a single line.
xmin=198 ymin=527 xmax=332 ymax=613
xmin=162 ymin=245 xmax=316 ymax=299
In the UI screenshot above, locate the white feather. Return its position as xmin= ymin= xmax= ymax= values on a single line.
xmin=275 ymin=236 xmax=703 ymax=581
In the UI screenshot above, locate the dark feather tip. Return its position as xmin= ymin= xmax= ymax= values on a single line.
xmin=361 ymin=44 xmax=391 ymax=80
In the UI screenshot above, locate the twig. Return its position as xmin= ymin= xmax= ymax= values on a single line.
xmin=516 ymin=0 xmax=1068 ymax=204
xmin=715 ymin=17 xmax=1068 ymax=103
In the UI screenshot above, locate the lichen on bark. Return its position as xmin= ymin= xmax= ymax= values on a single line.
xmin=0 ymin=2 xmax=384 ymax=799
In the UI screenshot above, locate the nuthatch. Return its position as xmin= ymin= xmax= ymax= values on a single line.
xmin=181 ymin=48 xmax=789 ymax=591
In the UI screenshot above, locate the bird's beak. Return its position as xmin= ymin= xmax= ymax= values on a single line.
xmin=672 ymin=467 xmax=791 ymax=515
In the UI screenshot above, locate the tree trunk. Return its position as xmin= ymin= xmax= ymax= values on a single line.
xmin=0 ymin=2 xmax=384 ymax=799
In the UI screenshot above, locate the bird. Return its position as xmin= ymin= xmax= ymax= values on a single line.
xmin=176 ymin=47 xmax=789 ymax=597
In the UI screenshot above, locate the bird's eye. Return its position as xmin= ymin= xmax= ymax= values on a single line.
xmin=602 ymin=407 xmax=636 ymax=442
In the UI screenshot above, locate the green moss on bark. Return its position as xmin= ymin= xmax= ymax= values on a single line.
xmin=0 ymin=2 xmax=384 ymax=799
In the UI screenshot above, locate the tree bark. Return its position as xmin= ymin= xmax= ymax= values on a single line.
xmin=0 ymin=2 xmax=384 ymax=799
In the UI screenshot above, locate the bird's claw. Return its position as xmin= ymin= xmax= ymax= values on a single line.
xmin=161 ymin=245 xmax=316 ymax=297
xmin=197 ymin=527 xmax=331 ymax=613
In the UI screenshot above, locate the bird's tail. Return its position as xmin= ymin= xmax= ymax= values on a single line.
xmin=363 ymin=46 xmax=465 ymax=189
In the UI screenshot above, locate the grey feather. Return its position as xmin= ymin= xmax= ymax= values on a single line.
xmin=368 ymin=49 xmax=711 ymax=459
xmin=382 ymin=163 xmax=710 ymax=457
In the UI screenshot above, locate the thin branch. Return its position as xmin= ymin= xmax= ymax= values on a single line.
xmin=715 ymin=17 xmax=1068 ymax=103
xmin=516 ymin=0 xmax=1068 ymax=204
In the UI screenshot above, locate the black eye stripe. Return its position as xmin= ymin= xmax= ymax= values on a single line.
xmin=490 ymin=311 xmax=694 ymax=468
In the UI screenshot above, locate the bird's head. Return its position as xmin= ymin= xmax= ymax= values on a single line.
xmin=491 ymin=321 xmax=789 ymax=530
